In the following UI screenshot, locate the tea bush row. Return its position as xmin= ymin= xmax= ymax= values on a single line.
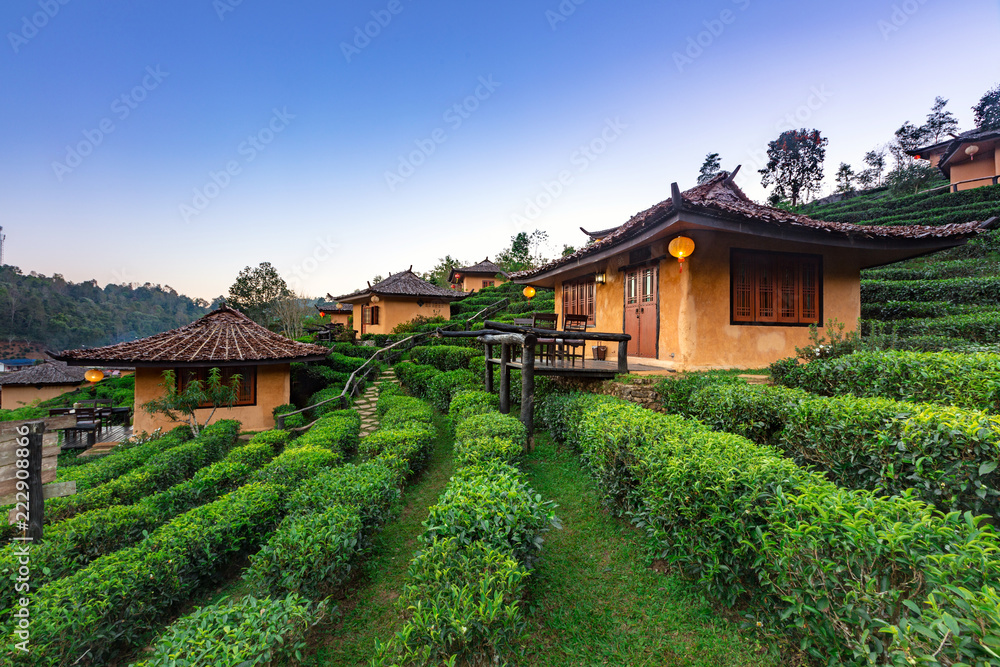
xmin=410 ymin=344 xmax=478 ymax=371
xmin=54 ymin=425 xmax=192 ymax=490
xmin=890 ymin=310 xmax=1000 ymax=345
xmin=132 ymin=394 xmax=437 ymax=666
xmin=661 ymin=377 xmax=1000 ymax=517
xmin=769 ymin=349 xmax=1000 ymax=412
xmin=374 ymin=390 xmax=553 ymax=665
xmin=540 ymin=393 xmax=1000 ymax=666
xmin=0 ymin=430 xmax=287 ymax=613
xmin=860 ymin=276 xmax=1000 ymax=307
xmin=3 ymin=413 xmax=359 ymax=665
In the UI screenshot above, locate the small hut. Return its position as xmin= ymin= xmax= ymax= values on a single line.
xmin=335 ymin=269 xmax=468 ymax=336
xmin=0 ymin=361 xmax=87 ymax=410
xmin=315 ymin=301 xmax=353 ymax=328
xmin=55 ymin=306 xmax=329 ymax=434
xmin=448 ymin=258 xmax=509 ymax=291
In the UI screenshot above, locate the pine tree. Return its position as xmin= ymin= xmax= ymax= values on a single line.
xmin=973 ymin=83 xmax=1000 ymax=130
xmin=696 ymin=153 xmax=722 ymax=184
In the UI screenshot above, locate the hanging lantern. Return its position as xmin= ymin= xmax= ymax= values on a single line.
xmin=85 ymin=369 xmax=104 ymax=384
xmin=668 ymin=236 xmax=696 ymax=273
xmin=370 ymin=294 xmax=380 ymax=303
xmin=966 ymin=145 xmax=980 ymax=161
xmin=522 ymin=286 xmax=536 ymax=300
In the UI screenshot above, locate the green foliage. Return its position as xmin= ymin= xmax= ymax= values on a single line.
xmin=861 ymin=276 xmax=1000 ymax=308
xmin=226 ymin=261 xmax=291 ymax=326
xmin=132 ymin=594 xmax=323 ymax=667
xmin=291 ymin=410 xmax=360 ymax=458
xmin=44 ymin=420 xmax=241 ymax=523
xmin=455 ymin=412 xmax=526 ymax=452
xmin=973 ymin=82 xmax=1000 ymax=130
xmin=656 ymin=372 xmax=741 ymax=415
xmin=759 ymin=128 xmax=828 ymax=206
xmin=540 ymin=392 xmax=1000 ymax=666
xmin=410 ymin=345 xmax=478 ymax=371
xmin=54 ymin=425 xmax=192 ymax=490
xmin=359 ymin=423 xmax=437 ymax=482
xmin=272 ymin=403 xmax=306 ymax=429
xmin=454 ymin=435 xmax=522 ymax=467
xmin=0 ymin=265 xmax=210 ymax=351
xmin=890 ymin=310 xmax=1000 ymax=345
xmin=449 ymin=390 xmax=499 ymax=424
xmin=428 ymin=369 xmax=478 ymax=413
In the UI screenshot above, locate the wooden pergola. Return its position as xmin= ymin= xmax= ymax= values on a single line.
xmin=437 ymin=320 xmax=631 ymax=444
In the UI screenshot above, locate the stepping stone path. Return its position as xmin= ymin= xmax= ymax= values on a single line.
xmin=353 ymin=368 xmax=399 ymax=436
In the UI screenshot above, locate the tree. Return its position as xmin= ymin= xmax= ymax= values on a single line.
xmin=561 ymin=244 xmax=576 ymax=257
xmin=496 ymin=230 xmax=550 ymax=272
xmin=142 ymin=368 xmax=240 ymax=436
xmin=420 ymin=255 xmax=465 ymax=289
xmin=922 ymin=96 xmax=960 ymax=144
xmin=834 ymin=163 xmax=856 ymax=196
xmin=758 ymin=129 xmax=828 ymax=206
xmin=272 ymin=292 xmax=312 ymax=339
xmin=886 ymin=161 xmax=938 ymax=195
xmin=227 ymin=262 xmax=291 ymax=326
xmin=973 ymin=83 xmax=1000 ymax=130
xmin=860 ymin=147 xmax=887 ymax=188
xmin=697 ymin=152 xmax=722 ymax=184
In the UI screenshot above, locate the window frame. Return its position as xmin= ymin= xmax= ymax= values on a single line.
xmin=730 ymin=249 xmax=822 ymax=327
xmin=562 ymin=277 xmax=597 ymax=326
xmin=176 ymin=366 xmax=257 ymax=408
xmin=362 ymin=304 xmax=380 ymax=326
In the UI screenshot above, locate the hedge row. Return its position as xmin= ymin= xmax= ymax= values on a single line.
xmin=395 ymin=362 xmax=479 ymax=413
xmin=660 ymin=377 xmax=1000 ymax=518
xmin=769 ymin=350 xmax=1000 ymax=413
xmin=410 ymin=345 xmax=478 ymax=371
xmin=132 ymin=392 xmax=437 ymax=666
xmin=374 ymin=390 xmax=552 ymax=665
xmin=860 ymin=300 xmax=980 ymax=321
xmin=539 ymin=393 xmax=1000 ymax=666
xmin=54 ymin=425 xmax=192 ymax=490
xmin=862 ymin=257 xmax=997 ymax=282
xmin=889 ymin=310 xmax=1000 ymax=345
xmin=860 ymin=276 xmax=1000 ymax=307
xmin=4 ymin=415 xmax=357 ymax=665
xmin=44 ymin=420 xmax=242 ymax=524
xmin=0 ymin=430 xmax=287 ymax=614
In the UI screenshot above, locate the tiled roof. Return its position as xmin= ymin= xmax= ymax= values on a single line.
xmin=920 ymin=127 xmax=1000 ymax=176
xmin=448 ymin=258 xmax=508 ymax=282
xmin=55 ymin=306 xmax=330 ymax=365
xmin=335 ymin=269 xmax=469 ymax=301
xmin=512 ymin=172 xmax=986 ymax=279
xmin=315 ymin=301 xmax=353 ymax=313
xmin=0 ymin=361 xmax=86 ymax=386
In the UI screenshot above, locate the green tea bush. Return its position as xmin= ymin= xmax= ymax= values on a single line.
xmin=359 ymin=423 xmax=437 ymax=481
xmin=655 ymin=371 xmax=741 ymax=415
xmin=455 ymin=412 xmax=526 ymax=452
xmin=7 ymin=482 xmax=287 ymax=666
xmin=0 ymin=438 xmax=278 ymax=610
xmin=306 ymin=384 xmax=347 ymax=419
xmin=861 ymin=276 xmax=1000 ymax=307
xmin=410 ymin=345 xmax=478 ymax=371
xmin=54 ymin=426 xmax=192 ymax=490
xmin=769 ymin=349 xmax=1000 ymax=412
xmin=290 ymin=410 xmax=360 ymax=457
xmin=376 ymin=392 xmax=424 ymax=418
xmin=891 ymin=311 xmax=1000 ymax=345
xmin=427 ymin=369 xmax=478 ymax=413
xmin=394 ymin=362 xmax=439 ymax=399
xmin=449 ymin=390 xmax=499 ymax=424
xmin=379 ymin=401 xmax=435 ymax=429
xmin=132 ymin=594 xmax=323 ymax=667
xmin=687 ymin=382 xmax=805 ymax=445
xmin=272 ymin=403 xmax=306 ymax=429
xmin=45 ymin=420 xmax=240 ymax=523
xmin=324 ymin=352 xmax=370 ymax=374
xmin=541 ymin=392 xmax=1000 ymax=666
xmin=288 ymin=462 xmax=399 ymax=528
xmin=454 ymin=436 xmax=521 ymax=467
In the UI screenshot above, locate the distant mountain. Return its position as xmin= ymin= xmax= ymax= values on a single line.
xmin=0 ymin=266 xmax=212 ymax=352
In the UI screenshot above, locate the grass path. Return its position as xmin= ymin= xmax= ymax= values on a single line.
xmin=521 ymin=435 xmax=779 ymax=667
xmin=300 ymin=414 xmax=456 ymax=666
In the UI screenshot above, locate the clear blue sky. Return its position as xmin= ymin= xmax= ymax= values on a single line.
xmin=2 ymin=0 xmax=998 ymax=300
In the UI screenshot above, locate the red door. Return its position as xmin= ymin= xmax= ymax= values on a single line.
xmin=624 ymin=266 xmax=658 ymax=358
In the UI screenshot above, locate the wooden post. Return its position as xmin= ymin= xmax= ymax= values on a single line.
xmin=499 ymin=343 xmax=511 ymax=415
xmin=618 ymin=339 xmax=629 ymax=374
xmin=484 ymin=343 xmax=494 ymax=393
xmin=26 ymin=422 xmax=45 ymax=541
xmin=520 ymin=334 xmax=536 ymax=450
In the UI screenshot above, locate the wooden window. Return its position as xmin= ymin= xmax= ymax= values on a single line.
xmin=362 ymin=305 xmax=380 ymax=325
xmin=731 ymin=250 xmax=821 ymax=325
xmin=482 ymin=280 xmax=495 ymax=288
xmin=562 ymin=277 xmax=596 ymax=326
xmin=177 ymin=366 xmax=257 ymax=407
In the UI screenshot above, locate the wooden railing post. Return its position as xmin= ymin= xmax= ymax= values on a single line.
xmin=484 ymin=343 xmax=494 ymax=393
xmin=26 ymin=422 xmax=45 ymax=541
xmin=520 ymin=334 xmax=536 ymax=450
xmin=499 ymin=343 xmax=511 ymax=414
xmin=617 ymin=339 xmax=629 ymax=374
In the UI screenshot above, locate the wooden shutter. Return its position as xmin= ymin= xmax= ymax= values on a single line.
xmin=732 ymin=252 xmax=754 ymax=322
xmin=799 ymin=258 xmax=819 ymax=323
xmin=755 ymin=257 xmax=777 ymax=322
xmin=776 ymin=258 xmax=799 ymax=324
xmin=371 ymin=306 xmax=379 ymax=325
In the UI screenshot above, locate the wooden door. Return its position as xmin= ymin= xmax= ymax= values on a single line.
xmin=624 ymin=266 xmax=658 ymax=358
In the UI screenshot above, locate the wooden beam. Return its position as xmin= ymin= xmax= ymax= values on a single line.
xmin=478 ymin=334 xmax=527 ymax=345
xmin=2 ymin=481 xmax=76 ymax=513
xmin=520 ymin=334 xmax=536 ymax=450
xmin=484 ymin=344 xmax=494 ymax=393
xmin=617 ymin=339 xmax=629 ymax=374
xmin=499 ymin=343 xmax=511 ymax=415
xmin=484 ymin=321 xmax=631 ymax=343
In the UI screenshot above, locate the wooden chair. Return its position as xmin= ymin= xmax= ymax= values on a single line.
xmin=560 ymin=314 xmax=588 ymax=367
xmin=531 ymin=313 xmax=559 ymax=364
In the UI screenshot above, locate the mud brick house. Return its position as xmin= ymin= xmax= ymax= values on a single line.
xmin=448 ymin=258 xmax=509 ymax=291
xmin=335 ymin=269 xmax=468 ymax=336
xmin=908 ymin=127 xmax=1000 ymax=192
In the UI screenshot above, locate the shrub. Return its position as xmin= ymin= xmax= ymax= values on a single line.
xmin=55 ymin=426 xmax=192 ymax=490
xmin=428 ymin=369 xmax=478 ymax=413
xmin=455 ymin=412 xmax=526 ymax=452
xmin=131 ymin=594 xmax=323 ymax=667
xmin=288 ymin=462 xmax=399 ymax=527
xmin=655 ymin=372 xmax=741 ymax=415
xmin=379 ymin=401 xmax=435 ymax=429
xmin=449 ymin=390 xmax=500 ymax=424
xmin=861 ymin=276 xmax=1000 ymax=307
xmin=687 ymin=382 xmax=804 ymax=445
xmin=307 ymin=384 xmax=346 ymax=419
xmin=359 ymin=423 xmax=437 ymax=481
xmin=324 ymin=352 xmax=370 ymax=374
xmin=247 ymin=429 xmax=290 ymax=451
xmin=454 ymin=436 xmax=521 ymax=467
xmin=394 ymin=363 xmax=439 ymax=400
xmin=410 ymin=345 xmax=478 ymax=371
xmin=272 ymin=403 xmax=306 ymax=430
xmin=291 ymin=410 xmax=360 ymax=457
xmin=376 ymin=392 xmax=423 ymax=418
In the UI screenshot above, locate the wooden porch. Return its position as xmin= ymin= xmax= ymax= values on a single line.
xmin=496 ymin=357 xmax=664 ymax=379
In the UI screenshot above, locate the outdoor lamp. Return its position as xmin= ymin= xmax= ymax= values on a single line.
xmin=595 ymin=271 xmax=607 ymax=284
xmin=523 ymin=286 xmax=536 ymax=299
xmin=966 ymin=145 xmax=980 ymax=160
xmin=370 ymin=294 xmax=380 ymax=303
xmin=668 ymin=236 xmax=696 ymax=273
xmin=85 ymin=369 xmax=104 ymax=384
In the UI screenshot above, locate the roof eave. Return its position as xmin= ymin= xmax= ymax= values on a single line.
xmin=56 ymin=354 xmax=330 ymax=368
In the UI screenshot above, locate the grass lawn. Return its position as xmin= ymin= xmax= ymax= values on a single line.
xmin=300 ymin=413 xmax=456 ymax=666
xmin=521 ymin=434 xmax=780 ymax=667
